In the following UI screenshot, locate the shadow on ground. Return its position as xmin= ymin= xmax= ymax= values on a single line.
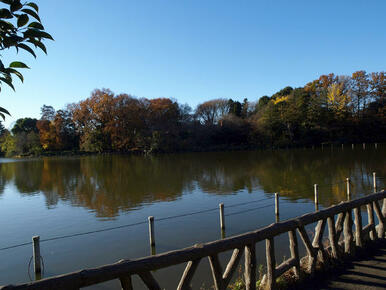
xmin=292 ymin=239 xmax=386 ymax=290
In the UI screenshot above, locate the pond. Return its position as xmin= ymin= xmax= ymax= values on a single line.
xmin=0 ymin=146 xmax=384 ymax=288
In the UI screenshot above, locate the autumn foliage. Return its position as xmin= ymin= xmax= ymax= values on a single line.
xmin=0 ymin=70 xmax=384 ymax=156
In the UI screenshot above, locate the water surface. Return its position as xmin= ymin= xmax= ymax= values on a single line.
xmin=0 ymin=147 xmax=384 ymax=288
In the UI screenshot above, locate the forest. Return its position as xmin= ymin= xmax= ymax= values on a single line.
xmin=0 ymin=70 xmax=384 ymax=157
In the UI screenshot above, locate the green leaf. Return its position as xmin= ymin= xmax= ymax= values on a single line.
xmin=17 ymin=14 xmax=29 ymax=27
xmin=26 ymin=2 xmax=39 ymax=13
xmin=0 ymin=77 xmax=15 ymax=91
xmin=27 ymin=38 xmax=47 ymax=54
xmin=11 ymin=1 xmax=23 ymax=12
xmin=9 ymin=33 xmax=24 ymax=42
xmin=2 ymin=33 xmax=24 ymax=49
xmin=0 ymin=20 xmax=15 ymax=30
xmin=1 ymin=72 xmax=12 ymax=81
xmin=21 ymin=8 xmax=40 ymax=22
xmin=9 ymin=61 xmax=29 ymax=68
xmin=24 ymin=28 xmax=54 ymax=40
xmin=0 ymin=106 xmax=11 ymax=116
xmin=17 ymin=43 xmax=36 ymax=58
xmin=0 ymin=0 xmax=13 ymax=5
xmin=0 ymin=8 xmax=13 ymax=19
xmin=28 ymin=21 xmax=44 ymax=30
xmin=5 ymin=68 xmax=24 ymax=82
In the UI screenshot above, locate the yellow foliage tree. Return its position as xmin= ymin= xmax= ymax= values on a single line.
xmin=327 ymin=83 xmax=351 ymax=117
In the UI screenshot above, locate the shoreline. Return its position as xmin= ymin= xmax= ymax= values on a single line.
xmin=3 ymin=141 xmax=382 ymax=159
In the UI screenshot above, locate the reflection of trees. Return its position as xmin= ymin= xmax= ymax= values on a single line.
xmin=190 ymin=152 xmax=256 ymax=194
xmin=237 ymin=148 xmax=386 ymax=206
xmin=0 ymin=148 xmax=384 ymax=218
xmin=73 ymin=155 xmax=195 ymax=217
xmin=191 ymin=149 xmax=385 ymax=207
xmin=0 ymin=156 xmax=197 ymax=218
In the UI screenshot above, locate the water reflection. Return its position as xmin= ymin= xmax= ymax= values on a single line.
xmin=0 ymin=148 xmax=384 ymax=218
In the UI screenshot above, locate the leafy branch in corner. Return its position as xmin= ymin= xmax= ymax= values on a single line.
xmin=0 ymin=0 xmax=53 ymax=119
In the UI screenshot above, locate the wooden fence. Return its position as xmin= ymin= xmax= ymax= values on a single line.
xmin=1 ymin=190 xmax=385 ymax=290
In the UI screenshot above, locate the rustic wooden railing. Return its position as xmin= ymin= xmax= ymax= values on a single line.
xmin=1 ymin=190 xmax=385 ymax=290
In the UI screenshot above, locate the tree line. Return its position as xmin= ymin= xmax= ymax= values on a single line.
xmin=0 ymin=70 xmax=384 ymax=156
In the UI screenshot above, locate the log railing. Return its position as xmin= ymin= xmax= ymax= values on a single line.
xmin=1 ymin=190 xmax=385 ymax=290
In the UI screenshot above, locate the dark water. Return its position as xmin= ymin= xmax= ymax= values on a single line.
xmin=0 ymin=146 xmax=384 ymax=288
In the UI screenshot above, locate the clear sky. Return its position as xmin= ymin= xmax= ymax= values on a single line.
xmin=1 ymin=0 xmax=385 ymax=128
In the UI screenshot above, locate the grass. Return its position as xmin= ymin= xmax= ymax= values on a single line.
xmin=224 ymin=263 xmax=300 ymax=289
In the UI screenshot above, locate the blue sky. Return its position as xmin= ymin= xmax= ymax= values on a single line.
xmin=1 ymin=0 xmax=385 ymax=128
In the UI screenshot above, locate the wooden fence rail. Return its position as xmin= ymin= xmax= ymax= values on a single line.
xmin=1 ymin=190 xmax=385 ymax=290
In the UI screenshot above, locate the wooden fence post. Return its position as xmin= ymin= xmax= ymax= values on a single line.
xmin=120 ymin=276 xmax=133 ymax=290
xmin=346 ymin=178 xmax=351 ymax=200
xmin=265 ymin=238 xmax=276 ymax=290
xmin=343 ymin=211 xmax=354 ymax=255
xmin=366 ymin=203 xmax=376 ymax=241
xmin=375 ymin=143 xmax=377 ymax=149
xmin=148 ymin=216 xmax=155 ymax=247
xmin=373 ymin=201 xmax=385 ymax=238
xmin=312 ymin=219 xmax=327 ymax=264
xmin=314 ymin=184 xmax=319 ymax=210
xmin=178 ymin=259 xmax=201 ymax=290
xmin=352 ymin=144 xmax=354 ymax=149
xmin=221 ymin=229 xmax=226 ymax=239
xmin=327 ymin=217 xmax=338 ymax=259
xmin=363 ymin=143 xmax=365 ymax=150
xmin=353 ymin=207 xmax=363 ymax=247
xmin=373 ymin=172 xmax=377 ymax=193
xmin=150 ymin=245 xmax=156 ymax=256
xmin=245 ymin=244 xmax=256 ymax=290
xmin=288 ymin=230 xmax=300 ymax=278
xmin=208 ymin=254 xmax=224 ymax=290
xmin=32 ymin=236 xmax=41 ymax=275
xmin=275 ymin=193 xmax=279 ymax=218
xmin=219 ymin=203 xmax=225 ymax=231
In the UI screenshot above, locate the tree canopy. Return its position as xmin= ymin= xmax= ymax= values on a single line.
xmin=0 ymin=0 xmax=53 ymax=119
xmin=0 ymin=70 xmax=384 ymax=157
